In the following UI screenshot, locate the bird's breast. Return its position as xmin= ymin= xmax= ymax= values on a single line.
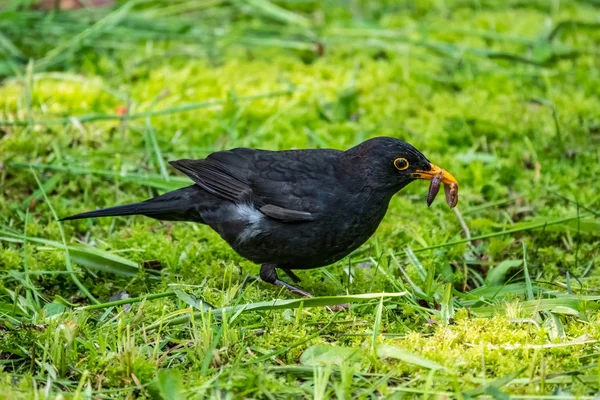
xmin=203 ymin=190 xmax=392 ymax=270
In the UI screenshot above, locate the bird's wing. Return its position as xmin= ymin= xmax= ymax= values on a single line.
xmin=169 ymin=148 xmax=255 ymax=202
xmin=247 ymin=150 xmax=341 ymax=220
xmin=169 ymin=148 xmax=341 ymax=222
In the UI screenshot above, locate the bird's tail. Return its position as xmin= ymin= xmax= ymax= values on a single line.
xmin=61 ymin=185 xmax=210 ymax=223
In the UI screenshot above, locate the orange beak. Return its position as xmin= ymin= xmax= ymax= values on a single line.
xmin=412 ymin=164 xmax=459 ymax=187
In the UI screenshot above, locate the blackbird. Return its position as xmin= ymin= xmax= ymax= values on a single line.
xmin=63 ymin=137 xmax=458 ymax=297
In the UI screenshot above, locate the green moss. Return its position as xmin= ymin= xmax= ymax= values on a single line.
xmin=1 ymin=0 xmax=599 ymax=397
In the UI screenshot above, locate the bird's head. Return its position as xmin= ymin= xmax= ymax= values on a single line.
xmin=341 ymin=137 xmax=459 ymax=206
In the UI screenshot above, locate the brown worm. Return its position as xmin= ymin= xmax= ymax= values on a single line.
xmin=427 ymin=174 xmax=442 ymax=207
xmin=444 ymin=182 xmax=459 ymax=208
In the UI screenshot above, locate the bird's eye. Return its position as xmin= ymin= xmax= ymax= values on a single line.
xmin=393 ymin=158 xmax=409 ymax=171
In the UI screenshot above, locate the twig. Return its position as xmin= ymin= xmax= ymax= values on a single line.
xmin=452 ymin=207 xmax=471 ymax=240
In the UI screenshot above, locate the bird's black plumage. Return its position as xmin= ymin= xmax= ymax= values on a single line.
xmin=63 ymin=137 xmax=458 ymax=297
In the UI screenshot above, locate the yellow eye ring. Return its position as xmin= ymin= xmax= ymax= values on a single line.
xmin=393 ymin=158 xmax=409 ymax=171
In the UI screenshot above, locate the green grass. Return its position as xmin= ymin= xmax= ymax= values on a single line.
xmin=1 ymin=0 xmax=600 ymax=398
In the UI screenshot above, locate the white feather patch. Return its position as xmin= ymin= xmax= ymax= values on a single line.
xmin=234 ymin=203 xmax=264 ymax=244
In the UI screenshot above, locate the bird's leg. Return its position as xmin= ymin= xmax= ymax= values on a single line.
xmin=260 ymin=264 xmax=347 ymax=312
xmin=282 ymin=268 xmax=301 ymax=283
xmin=260 ymin=264 xmax=313 ymax=298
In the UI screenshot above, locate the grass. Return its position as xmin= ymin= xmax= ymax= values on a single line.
xmin=1 ymin=0 xmax=600 ymax=398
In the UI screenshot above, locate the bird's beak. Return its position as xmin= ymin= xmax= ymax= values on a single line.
xmin=412 ymin=164 xmax=459 ymax=186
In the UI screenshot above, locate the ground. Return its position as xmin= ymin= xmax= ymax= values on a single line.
xmin=1 ymin=0 xmax=599 ymax=398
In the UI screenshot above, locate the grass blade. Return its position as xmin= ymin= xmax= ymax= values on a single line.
xmin=31 ymin=170 xmax=99 ymax=304
xmin=522 ymin=242 xmax=534 ymax=301
xmin=0 ymin=88 xmax=294 ymax=126
xmin=37 ymin=0 xmax=142 ymax=71
xmin=77 ymin=292 xmax=174 ymax=311
xmin=145 ymin=117 xmax=169 ymax=180
xmin=0 ymin=230 xmax=159 ymax=278
xmin=149 ymin=292 xmax=407 ymax=329
xmin=390 ymin=253 xmax=428 ymax=299
xmin=251 ymin=317 xmax=337 ymax=365
xmin=244 ymin=0 xmax=311 ymax=28
xmin=440 ymin=283 xmax=454 ymax=324
xmin=463 ymin=368 xmax=525 ymax=397
xmin=156 ymin=369 xmax=184 ymax=400
xmin=9 ymin=162 xmax=188 ymax=191
xmin=172 ymin=289 xmax=214 ymax=312
xmin=470 ymin=297 xmax=593 ymax=318
xmin=371 ymin=297 xmax=384 ymax=358
xmin=376 ymin=345 xmax=444 ymax=370
xmin=404 ymin=247 xmax=426 ymax=282
xmin=410 ymin=214 xmax=592 ymax=253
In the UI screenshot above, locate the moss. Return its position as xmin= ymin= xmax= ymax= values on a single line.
xmin=1 ymin=0 xmax=600 ymax=397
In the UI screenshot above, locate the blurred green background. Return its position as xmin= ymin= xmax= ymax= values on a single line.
xmin=0 ymin=0 xmax=599 ymax=398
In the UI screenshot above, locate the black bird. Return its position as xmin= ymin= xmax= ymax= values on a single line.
xmin=63 ymin=137 xmax=458 ymax=297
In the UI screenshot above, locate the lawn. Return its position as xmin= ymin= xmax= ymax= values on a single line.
xmin=1 ymin=0 xmax=599 ymax=398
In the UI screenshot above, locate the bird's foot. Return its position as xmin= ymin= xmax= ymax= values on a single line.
xmin=273 ymin=278 xmax=313 ymax=298
xmin=260 ymin=264 xmax=346 ymax=313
